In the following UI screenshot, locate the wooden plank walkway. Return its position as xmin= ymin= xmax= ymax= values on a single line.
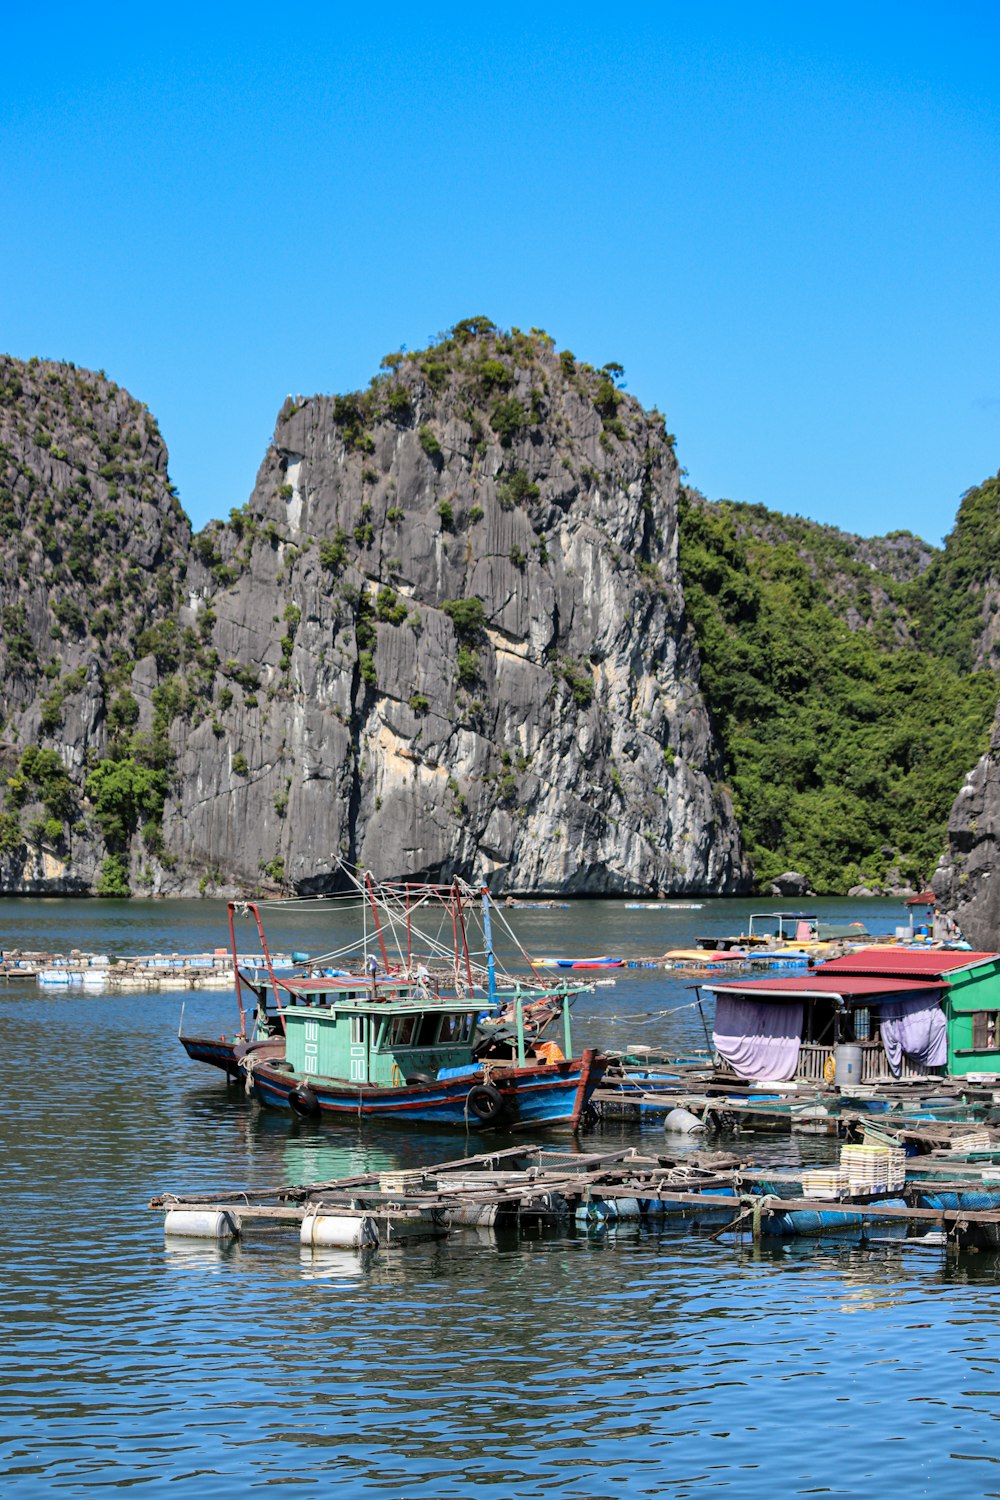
xmin=151 ymin=1144 xmax=1000 ymax=1252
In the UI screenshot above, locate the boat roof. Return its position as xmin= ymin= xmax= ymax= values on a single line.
xmin=278 ymin=977 xmax=480 ymax=1011
xmin=749 ymin=911 xmax=817 ymax=920
xmin=817 ymin=947 xmax=1000 ymax=979
xmin=280 ymin=976 xmax=418 ymax=994
xmin=705 ymin=973 xmax=948 ymax=1002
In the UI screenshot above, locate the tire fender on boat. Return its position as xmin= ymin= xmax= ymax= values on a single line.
xmin=467 ymin=1082 xmax=506 ymax=1125
xmin=289 ymin=1084 xmax=320 ymax=1118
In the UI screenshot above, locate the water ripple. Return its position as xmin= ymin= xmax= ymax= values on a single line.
xmin=2 ymin=902 xmax=1000 ymax=1494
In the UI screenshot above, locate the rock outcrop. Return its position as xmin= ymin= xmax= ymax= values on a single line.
xmin=934 ymin=712 xmax=1000 ymax=946
xmin=0 ymin=325 xmax=750 ymax=896
xmin=0 ymin=355 xmax=190 ymax=892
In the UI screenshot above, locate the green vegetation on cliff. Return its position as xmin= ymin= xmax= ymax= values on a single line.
xmin=914 ymin=471 xmax=1000 ymax=674
xmin=679 ymin=495 xmax=998 ymax=893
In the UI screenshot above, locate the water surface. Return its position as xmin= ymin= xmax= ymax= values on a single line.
xmin=1 ymin=896 xmax=994 ymax=1496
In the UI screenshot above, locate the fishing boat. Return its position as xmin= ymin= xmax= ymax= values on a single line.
xmin=180 ymin=871 xmax=605 ymax=1131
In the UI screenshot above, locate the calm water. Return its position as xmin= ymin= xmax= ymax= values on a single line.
xmin=1 ymin=896 xmax=997 ymax=1497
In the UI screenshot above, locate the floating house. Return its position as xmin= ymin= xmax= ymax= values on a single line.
xmin=703 ymin=947 xmax=1000 ymax=1085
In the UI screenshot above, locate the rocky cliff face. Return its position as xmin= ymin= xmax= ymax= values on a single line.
xmin=933 ymin=714 xmax=1000 ymax=947
xmin=0 ymin=356 xmax=189 ymax=892
xmin=0 ymin=324 xmax=750 ymax=896
xmin=928 ymin=472 xmax=1000 ymax=946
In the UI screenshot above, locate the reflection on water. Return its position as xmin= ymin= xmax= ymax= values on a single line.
xmin=0 ymin=897 xmax=997 ymax=1496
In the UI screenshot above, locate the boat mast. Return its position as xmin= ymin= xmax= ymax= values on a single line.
xmin=364 ymin=871 xmax=391 ymax=973
xmin=227 ymin=900 xmax=248 ymax=1035
xmin=481 ymin=883 xmax=498 ymax=1011
xmin=453 ymin=882 xmax=476 ymax=995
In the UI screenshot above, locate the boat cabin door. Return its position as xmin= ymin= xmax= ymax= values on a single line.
xmin=348 ymin=1014 xmax=369 ymax=1083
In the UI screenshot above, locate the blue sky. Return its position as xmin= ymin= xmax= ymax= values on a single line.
xmin=2 ymin=3 xmax=998 ymax=542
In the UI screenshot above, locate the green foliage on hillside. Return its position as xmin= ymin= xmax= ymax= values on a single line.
xmin=85 ymin=757 xmax=169 ymax=848
xmin=678 ymin=496 xmax=998 ymax=893
xmin=914 ymin=472 xmax=1000 ymax=674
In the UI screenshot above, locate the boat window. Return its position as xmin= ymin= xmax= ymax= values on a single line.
xmin=388 ymin=1015 xmax=418 ymax=1047
xmin=438 ymin=1012 xmax=475 ymax=1044
xmin=350 ymin=1016 xmax=366 ymax=1047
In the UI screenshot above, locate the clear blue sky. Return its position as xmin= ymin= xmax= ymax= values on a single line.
xmin=2 ymin=3 xmax=998 ymax=542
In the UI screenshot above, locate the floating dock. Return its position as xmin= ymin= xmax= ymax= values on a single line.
xmin=3 ymin=949 xmax=294 ymax=991
xmin=150 ymin=1141 xmax=1000 ymax=1255
xmin=594 ymin=1056 xmax=1000 ymax=1134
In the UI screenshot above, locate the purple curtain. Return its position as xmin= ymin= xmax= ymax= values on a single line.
xmin=713 ymin=995 xmax=804 ymax=1081
xmin=878 ymin=991 xmax=947 ymax=1076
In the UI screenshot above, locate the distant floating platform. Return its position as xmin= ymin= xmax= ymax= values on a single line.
xmin=0 ymin=950 xmax=298 ymax=991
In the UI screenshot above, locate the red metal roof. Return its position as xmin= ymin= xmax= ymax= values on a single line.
xmin=706 ymin=974 xmax=946 ymax=1001
xmin=817 ymin=947 xmax=999 ymax=979
xmin=904 ymin=890 xmax=936 ymax=905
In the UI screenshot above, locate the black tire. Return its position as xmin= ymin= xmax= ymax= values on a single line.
xmin=405 ymin=1072 xmax=436 ymax=1086
xmin=467 ymin=1082 xmax=506 ymax=1125
xmin=289 ymin=1084 xmax=320 ymax=1118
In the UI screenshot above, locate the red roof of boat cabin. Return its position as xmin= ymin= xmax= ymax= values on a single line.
xmin=705 ymin=973 xmax=948 ymax=1001
xmin=816 ymin=947 xmax=999 ymax=979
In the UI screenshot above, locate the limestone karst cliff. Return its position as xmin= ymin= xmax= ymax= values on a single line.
xmin=0 ymin=355 xmax=190 ymax=892
xmin=0 ymin=323 xmax=750 ymax=895
xmin=930 ymin=473 xmax=1000 ymax=943
xmin=933 ymin=713 xmax=1000 ymax=947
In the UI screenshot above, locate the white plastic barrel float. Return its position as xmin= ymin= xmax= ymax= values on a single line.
xmin=663 ymin=1107 xmax=705 ymax=1133
xmin=300 ymin=1212 xmax=380 ymax=1250
xmin=163 ymin=1209 xmax=241 ymax=1239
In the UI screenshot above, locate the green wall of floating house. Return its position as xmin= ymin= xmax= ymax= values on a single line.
xmin=944 ymin=961 xmax=1000 ymax=1076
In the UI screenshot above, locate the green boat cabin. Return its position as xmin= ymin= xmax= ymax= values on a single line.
xmin=260 ymin=974 xmax=574 ymax=1085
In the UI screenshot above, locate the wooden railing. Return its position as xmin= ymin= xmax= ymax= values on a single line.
xmin=796 ymin=1041 xmax=936 ymax=1083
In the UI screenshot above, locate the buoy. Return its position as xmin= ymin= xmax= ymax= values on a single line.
xmin=163 ymin=1209 xmax=240 ymax=1239
xmin=300 ymin=1213 xmax=380 ymax=1249
xmin=663 ymin=1107 xmax=705 ymax=1134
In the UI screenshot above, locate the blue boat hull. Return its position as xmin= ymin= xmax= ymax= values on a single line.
xmin=251 ymin=1049 xmax=603 ymax=1131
